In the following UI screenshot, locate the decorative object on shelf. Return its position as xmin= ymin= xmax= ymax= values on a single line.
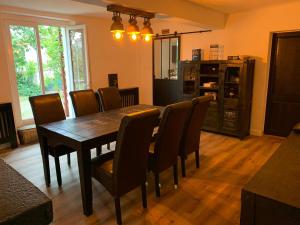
xmin=228 ymin=55 xmax=240 ymax=60
xmin=192 ymin=49 xmax=202 ymax=61
xmin=107 ymin=4 xmax=155 ymax=43
xmin=108 ymin=73 xmax=118 ymax=87
xmin=209 ymin=44 xmax=224 ymax=60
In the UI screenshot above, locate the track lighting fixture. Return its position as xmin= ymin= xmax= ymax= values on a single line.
xmin=110 ymin=12 xmax=125 ymax=41
xmin=141 ymin=18 xmax=154 ymax=42
xmin=127 ymin=15 xmax=140 ymax=42
xmin=107 ymin=4 xmax=155 ymax=43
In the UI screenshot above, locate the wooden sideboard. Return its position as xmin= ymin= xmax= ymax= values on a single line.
xmin=240 ymin=125 xmax=300 ymax=225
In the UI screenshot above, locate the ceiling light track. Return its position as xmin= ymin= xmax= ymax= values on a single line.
xmin=107 ymin=4 xmax=155 ymax=42
xmin=154 ymin=30 xmax=212 ymax=38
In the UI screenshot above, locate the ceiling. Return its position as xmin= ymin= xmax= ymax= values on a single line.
xmin=188 ymin=0 xmax=299 ymax=13
xmin=0 ymin=0 xmax=108 ymax=17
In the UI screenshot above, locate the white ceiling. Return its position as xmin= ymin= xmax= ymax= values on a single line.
xmin=188 ymin=0 xmax=299 ymax=13
xmin=0 ymin=0 xmax=109 ymax=17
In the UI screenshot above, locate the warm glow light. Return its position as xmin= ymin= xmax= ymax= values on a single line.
xmin=143 ymin=34 xmax=152 ymax=42
xmin=129 ymin=32 xmax=139 ymax=41
xmin=112 ymin=30 xmax=124 ymax=40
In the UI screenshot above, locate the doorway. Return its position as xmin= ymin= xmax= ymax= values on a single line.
xmin=7 ymin=22 xmax=89 ymax=125
xmin=265 ymin=31 xmax=300 ymax=136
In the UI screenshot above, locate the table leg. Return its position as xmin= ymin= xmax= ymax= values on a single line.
xmin=77 ymin=147 xmax=93 ymax=216
xmin=39 ymin=135 xmax=51 ymax=186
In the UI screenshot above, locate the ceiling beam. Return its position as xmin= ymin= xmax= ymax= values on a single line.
xmin=73 ymin=0 xmax=227 ymax=29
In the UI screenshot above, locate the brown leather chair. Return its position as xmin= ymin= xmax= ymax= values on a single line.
xmin=29 ymin=93 xmax=75 ymax=187
xmin=69 ymin=89 xmax=100 ymax=117
xmin=179 ymin=96 xmax=213 ymax=177
xmin=148 ymin=101 xmax=192 ymax=197
xmin=91 ymin=109 xmax=160 ymax=225
xmin=98 ymin=87 xmax=122 ymax=111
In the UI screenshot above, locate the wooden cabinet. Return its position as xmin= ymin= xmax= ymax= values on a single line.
xmin=179 ymin=59 xmax=255 ymax=139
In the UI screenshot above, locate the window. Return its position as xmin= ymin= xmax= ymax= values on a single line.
xmin=153 ymin=36 xmax=180 ymax=80
xmin=7 ymin=22 xmax=89 ymax=124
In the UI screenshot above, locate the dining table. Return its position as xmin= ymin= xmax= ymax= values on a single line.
xmin=38 ymin=104 xmax=162 ymax=216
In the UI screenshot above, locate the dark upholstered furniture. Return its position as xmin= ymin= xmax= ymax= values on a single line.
xmin=148 ymin=101 xmax=192 ymax=197
xmin=98 ymin=87 xmax=122 ymax=111
xmin=0 ymin=158 xmax=52 ymax=225
xmin=69 ymin=89 xmax=103 ymax=155
xmin=29 ymin=93 xmax=75 ymax=187
xmin=91 ymin=109 xmax=160 ymax=224
xmin=69 ymin=89 xmax=100 ymax=117
xmin=179 ymin=96 xmax=213 ymax=177
xmin=0 ymin=103 xmax=17 ymax=148
xmin=240 ymin=125 xmax=300 ymax=225
xmin=38 ymin=104 xmax=161 ymax=216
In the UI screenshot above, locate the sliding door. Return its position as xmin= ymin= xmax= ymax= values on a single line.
xmin=7 ymin=23 xmax=90 ymax=125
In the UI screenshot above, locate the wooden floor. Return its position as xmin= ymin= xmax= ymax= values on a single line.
xmin=0 ymin=132 xmax=284 ymax=225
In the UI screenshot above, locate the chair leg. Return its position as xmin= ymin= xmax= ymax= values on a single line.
xmin=54 ymin=156 xmax=62 ymax=187
xmin=195 ymin=150 xmax=200 ymax=168
xmin=181 ymin=156 xmax=186 ymax=177
xmin=114 ymin=197 xmax=122 ymax=225
xmin=154 ymin=173 xmax=160 ymax=197
xmin=173 ymin=162 xmax=178 ymax=189
xmin=96 ymin=146 xmax=102 ymax=156
xmin=67 ymin=153 xmax=71 ymax=166
xmin=141 ymin=182 xmax=147 ymax=208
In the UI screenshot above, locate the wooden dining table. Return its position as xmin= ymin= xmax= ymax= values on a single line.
xmin=38 ymin=104 xmax=162 ymax=216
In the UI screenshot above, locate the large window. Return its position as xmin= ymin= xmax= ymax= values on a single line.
xmin=8 ymin=22 xmax=89 ymax=123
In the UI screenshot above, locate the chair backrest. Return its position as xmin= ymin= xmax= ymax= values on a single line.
xmin=29 ymin=93 xmax=66 ymax=126
xmin=180 ymin=95 xmax=213 ymax=156
xmin=153 ymin=101 xmax=193 ymax=172
xmin=69 ymin=89 xmax=100 ymax=117
xmin=98 ymin=87 xmax=122 ymax=111
xmin=113 ymin=109 xmax=160 ymax=196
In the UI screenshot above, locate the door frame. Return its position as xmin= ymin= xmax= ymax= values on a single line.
xmin=264 ymin=31 xmax=300 ymax=135
xmin=3 ymin=18 xmax=75 ymax=126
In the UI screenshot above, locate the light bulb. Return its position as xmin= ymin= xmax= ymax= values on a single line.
xmin=131 ymin=33 xmax=137 ymax=41
xmin=129 ymin=32 xmax=139 ymax=42
xmin=112 ymin=31 xmax=123 ymax=41
xmin=143 ymin=34 xmax=152 ymax=42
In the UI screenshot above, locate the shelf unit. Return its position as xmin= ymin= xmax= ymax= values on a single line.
xmin=179 ymin=59 xmax=255 ymax=139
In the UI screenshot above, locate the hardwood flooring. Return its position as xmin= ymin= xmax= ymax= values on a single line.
xmin=0 ymin=132 xmax=284 ymax=225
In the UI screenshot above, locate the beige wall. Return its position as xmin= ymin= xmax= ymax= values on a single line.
xmin=146 ymin=1 xmax=300 ymax=136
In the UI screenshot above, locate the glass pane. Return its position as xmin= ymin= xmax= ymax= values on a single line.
xmin=10 ymin=25 xmax=42 ymax=120
xmin=39 ymin=25 xmax=68 ymax=114
xmin=169 ymin=38 xmax=179 ymax=80
xmin=69 ymin=29 xmax=88 ymax=90
xmin=154 ymin=39 xmax=161 ymax=79
xmin=161 ymin=39 xmax=170 ymax=79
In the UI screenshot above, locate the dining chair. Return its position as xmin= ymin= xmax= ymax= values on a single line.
xmin=69 ymin=89 xmax=100 ymax=117
xmin=98 ymin=87 xmax=122 ymax=149
xmin=98 ymin=87 xmax=122 ymax=111
xmin=69 ymin=89 xmax=104 ymax=155
xmin=29 ymin=93 xmax=75 ymax=187
xmin=91 ymin=108 xmax=160 ymax=225
xmin=179 ymin=95 xmax=213 ymax=177
xmin=148 ymin=101 xmax=192 ymax=197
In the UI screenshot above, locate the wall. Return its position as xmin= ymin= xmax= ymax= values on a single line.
xmin=145 ymin=1 xmax=300 ymax=136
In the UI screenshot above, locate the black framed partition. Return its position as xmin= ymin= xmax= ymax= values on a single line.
xmin=152 ymin=36 xmax=181 ymax=106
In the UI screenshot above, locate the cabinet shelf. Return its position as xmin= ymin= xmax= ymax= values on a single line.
xmin=199 ymin=86 xmax=219 ymax=91
xmin=199 ymin=74 xmax=219 ymax=78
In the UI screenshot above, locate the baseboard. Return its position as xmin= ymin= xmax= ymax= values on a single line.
xmin=250 ymin=129 xmax=264 ymax=136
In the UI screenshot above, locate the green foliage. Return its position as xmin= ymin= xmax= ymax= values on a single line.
xmin=10 ymin=25 xmax=64 ymax=97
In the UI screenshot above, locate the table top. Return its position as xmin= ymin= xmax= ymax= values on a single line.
xmin=0 ymin=159 xmax=52 ymax=225
xmin=39 ymin=104 xmax=162 ymax=144
xmin=243 ymin=132 xmax=300 ymax=209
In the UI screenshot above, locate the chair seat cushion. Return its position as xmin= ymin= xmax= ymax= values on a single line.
xmin=91 ymin=151 xmax=115 ymax=194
